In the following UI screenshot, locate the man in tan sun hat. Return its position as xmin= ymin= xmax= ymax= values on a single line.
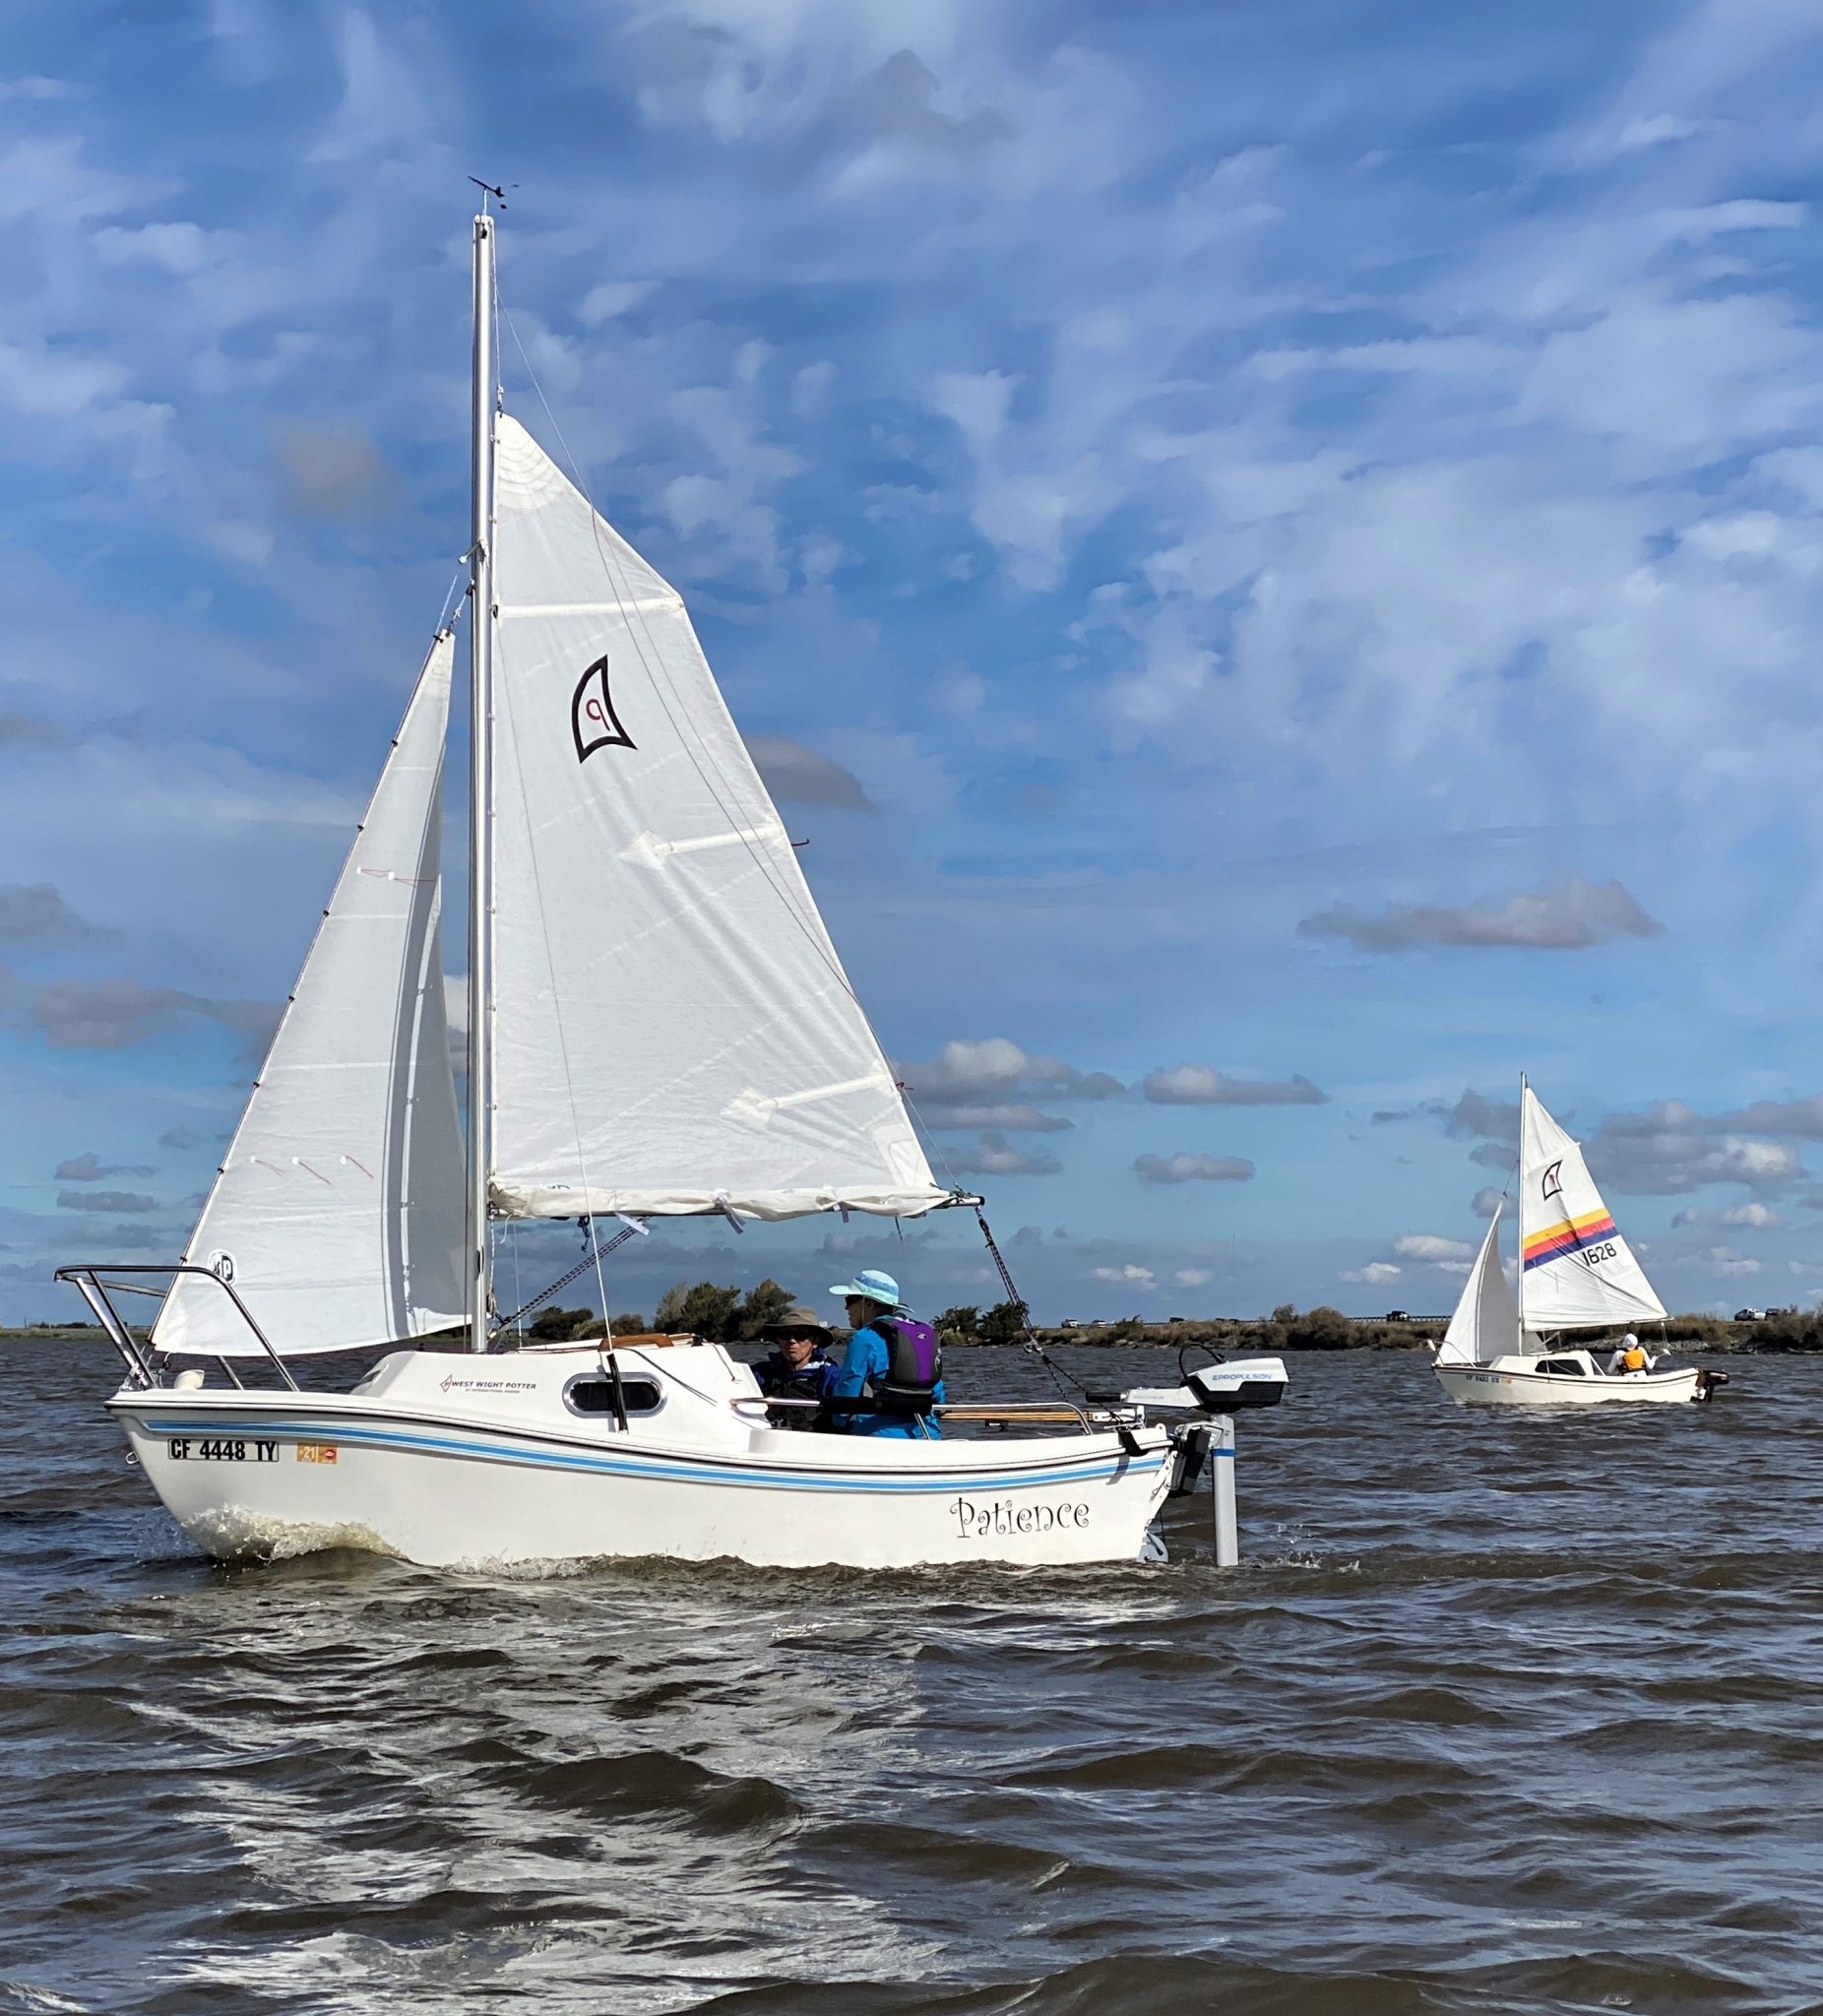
xmin=751 ymin=1304 xmax=840 ymax=1429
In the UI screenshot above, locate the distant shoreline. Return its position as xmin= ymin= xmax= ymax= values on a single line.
xmin=1014 ymin=1312 xmax=1810 ymax=1354
xmin=8 ymin=1314 xmax=1814 ymax=1355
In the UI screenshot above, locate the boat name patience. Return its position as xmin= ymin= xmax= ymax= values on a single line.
xmin=949 ymin=1494 xmax=1090 ymax=1540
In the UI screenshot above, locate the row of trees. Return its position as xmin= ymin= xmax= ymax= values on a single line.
xmin=519 ymin=1285 xmax=1037 ymax=1349
xmin=523 ymin=1279 xmax=801 ymax=1346
xmin=933 ymin=1302 xmax=1032 ymax=1349
xmin=1035 ymin=1304 xmax=1395 ymax=1352
xmin=519 ymin=1292 xmax=1823 ymax=1355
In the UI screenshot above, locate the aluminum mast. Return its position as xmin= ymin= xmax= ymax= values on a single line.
xmin=1516 ymin=1070 xmax=1526 ymax=1350
xmin=467 ymin=210 xmax=496 ymax=1354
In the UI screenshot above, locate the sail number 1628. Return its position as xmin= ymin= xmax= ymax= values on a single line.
xmin=1577 ymin=1242 xmax=1617 ymax=1268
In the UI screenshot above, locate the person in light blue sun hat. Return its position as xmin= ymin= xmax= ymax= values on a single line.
xmin=827 ymin=1269 xmax=945 ymax=1438
xmin=828 ymin=1268 xmax=904 ymax=1313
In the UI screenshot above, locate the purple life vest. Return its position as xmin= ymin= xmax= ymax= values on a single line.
xmin=872 ymin=1316 xmax=942 ymax=1415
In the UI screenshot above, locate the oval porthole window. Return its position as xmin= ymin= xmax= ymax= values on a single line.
xmin=563 ymin=1375 xmax=662 ymax=1418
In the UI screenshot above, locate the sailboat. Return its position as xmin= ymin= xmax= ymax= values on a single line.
xmin=58 ymin=207 xmax=1283 ymax=1568
xmin=1432 ymin=1080 xmax=1724 ymax=1405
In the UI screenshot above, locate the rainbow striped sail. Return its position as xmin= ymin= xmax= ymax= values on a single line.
xmin=1521 ymin=1208 xmax=1619 ymax=1272
xmin=1517 ymin=1084 xmax=1666 ymax=1329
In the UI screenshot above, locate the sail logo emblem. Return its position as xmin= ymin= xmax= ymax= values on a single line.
xmin=572 ymin=655 xmax=635 ymax=763
xmin=1540 ymin=1160 xmax=1563 ymax=1202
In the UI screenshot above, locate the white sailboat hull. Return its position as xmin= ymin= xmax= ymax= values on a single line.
xmin=1435 ymin=1354 xmax=1704 ymax=1407
xmin=107 ymin=1347 xmax=1179 ymax=1570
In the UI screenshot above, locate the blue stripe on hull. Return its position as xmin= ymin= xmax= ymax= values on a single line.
xmin=129 ymin=1416 xmax=1167 ymax=1495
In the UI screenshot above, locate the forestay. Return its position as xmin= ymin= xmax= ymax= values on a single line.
xmin=1518 ymin=1085 xmax=1666 ymax=1330
xmin=153 ymin=638 xmax=466 ymax=1356
xmin=1436 ymin=1205 xmax=1519 ymax=1366
xmin=486 ymin=414 xmax=947 ymax=1222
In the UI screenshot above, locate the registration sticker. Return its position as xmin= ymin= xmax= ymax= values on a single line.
xmin=295 ymin=1443 xmax=339 ymax=1465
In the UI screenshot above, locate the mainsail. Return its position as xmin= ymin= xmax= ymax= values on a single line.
xmin=153 ymin=637 xmax=466 ymax=1356
xmin=486 ymin=414 xmax=948 ymax=1222
xmin=1436 ymin=1205 xmax=1519 ymax=1366
xmin=1518 ymin=1084 xmax=1666 ymax=1330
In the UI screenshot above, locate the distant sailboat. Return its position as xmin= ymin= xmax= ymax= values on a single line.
xmin=59 ymin=205 xmax=1284 ymax=1568
xmin=1433 ymin=1081 xmax=1724 ymax=1406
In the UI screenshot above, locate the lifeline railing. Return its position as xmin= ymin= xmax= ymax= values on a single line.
xmin=53 ymin=1263 xmax=299 ymax=1394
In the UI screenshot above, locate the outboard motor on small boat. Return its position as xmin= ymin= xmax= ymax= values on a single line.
xmin=1183 ymin=1356 xmax=1289 ymax=1414
xmin=1695 ymin=1366 xmax=1730 ymax=1404
xmin=1122 ymin=1355 xmax=1290 ymax=1566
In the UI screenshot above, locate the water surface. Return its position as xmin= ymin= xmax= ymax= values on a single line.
xmin=2 ymin=1342 xmax=1815 ymax=2014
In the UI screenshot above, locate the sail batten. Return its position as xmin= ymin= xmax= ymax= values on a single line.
xmin=486 ymin=414 xmax=947 ymax=1222
xmin=152 ymin=637 xmax=466 ymax=1357
xmin=1517 ymin=1085 xmax=1666 ymax=1330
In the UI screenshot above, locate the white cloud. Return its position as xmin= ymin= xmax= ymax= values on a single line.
xmin=1091 ymin=1263 xmax=1156 ymax=1291
xmin=1142 ymin=1064 xmax=1325 ymax=1105
xmin=1587 ymin=1103 xmax=1807 ymax=1195
xmin=1392 ymin=1233 xmax=1475 ymax=1263
xmin=1519 ymin=290 xmax=1816 ymax=472
xmin=948 ymin=1130 xmax=1061 ymax=1178
xmin=0 ymin=75 xmax=82 ymax=101
xmin=1301 ymin=875 xmax=1663 ymax=954
xmin=0 ymin=341 xmax=128 ymax=419
xmin=1611 ymin=112 xmax=1707 ymax=154
xmin=0 ymin=135 xmax=163 ymax=225
xmin=579 ymin=281 xmax=656 ymax=326
xmin=93 ymin=221 xmax=226 ymax=274
xmin=306 ymin=5 xmax=444 ymax=166
xmin=931 ymin=369 xmax=1017 ymax=450
xmin=1342 ymin=1261 xmax=1402 ymax=1286
xmin=1134 ymin=1152 xmax=1255 ymax=1185
xmin=1720 ymin=1201 xmax=1784 ymax=1228
xmin=898 ymin=1040 xmax=1124 ymax=1128
xmin=743 ymin=733 xmax=873 ymax=810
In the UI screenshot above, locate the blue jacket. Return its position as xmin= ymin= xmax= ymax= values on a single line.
xmin=831 ymin=1322 xmax=944 ymax=1438
xmin=752 ymin=1348 xmax=839 ymax=1411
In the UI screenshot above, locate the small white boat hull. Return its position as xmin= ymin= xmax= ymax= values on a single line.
xmin=1435 ymin=1352 xmax=1705 ymax=1407
xmin=107 ymin=1346 xmax=1180 ymax=1570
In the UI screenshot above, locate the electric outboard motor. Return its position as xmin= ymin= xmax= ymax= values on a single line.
xmin=1183 ymin=1355 xmax=1289 ymax=1415
xmin=875 ymin=1316 xmax=942 ymax=1415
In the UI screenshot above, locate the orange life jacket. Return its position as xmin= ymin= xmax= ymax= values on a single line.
xmin=1621 ymin=1345 xmax=1647 ymax=1372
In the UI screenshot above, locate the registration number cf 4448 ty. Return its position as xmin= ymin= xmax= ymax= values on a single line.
xmin=167 ymin=1437 xmax=279 ymax=1463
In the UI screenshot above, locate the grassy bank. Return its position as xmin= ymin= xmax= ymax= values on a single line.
xmin=1023 ymin=1306 xmax=1817 ymax=1354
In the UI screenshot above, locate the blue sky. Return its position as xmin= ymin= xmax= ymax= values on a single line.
xmin=6 ymin=0 xmax=1823 ymax=1325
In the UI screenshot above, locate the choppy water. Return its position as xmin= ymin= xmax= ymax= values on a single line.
xmin=2 ymin=1341 xmax=1818 ymax=2015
